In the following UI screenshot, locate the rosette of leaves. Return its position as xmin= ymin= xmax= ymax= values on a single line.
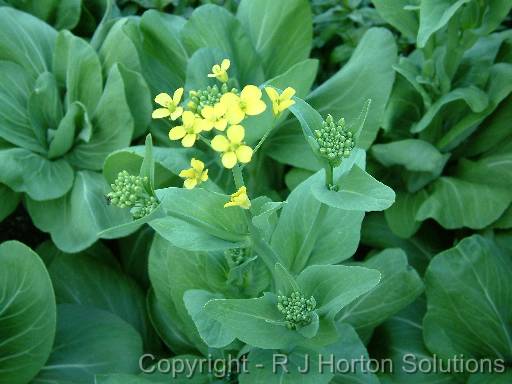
xmin=367 ymin=0 xmax=512 ymax=237
xmin=0 ymin=7 xmax=152 ymax=252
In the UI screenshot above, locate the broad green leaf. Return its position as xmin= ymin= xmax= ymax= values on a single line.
xmin=0 ymin=184 xmax=19 ymax=221
xmin=467 ymin=371 xmax=512 ymax=384
xmin=312 ymin=165 xmax=395 ymax=212
xmin=271 ymin=152 xmax=364 ymax=273
xmin=67 ymin=64 xmax=134 ymax=170
xmin=416 ymin=177 xmax=511 ymax=229
xmin=239 ymin=348 xmax=332 ymax=384
xmin=99 ymin=18 xmax=142 ymax=74
xmin=371 ymin=139 xmax=450 ymax=173
xmin=0 ymin=147 xmax=74 ymax=200
xmin=99 ymin=204 xmax=165 ymax=240
xmin=494 ymin=205 xmax=512 ymax=230
xmin=181 ymin=4 xmax=265 ymax=86
xmin=337 ymin=249 xmax=423 ymax=334
xmin=47 ymin=248 xmax=159 ymax=351
xmin=237 ymin=0 xmax=313 ymax=78
xmin=2 ymin=0 xmax=82 ymax=30
xmin=424 ymin=235 xmax=512 ymax=361
xmin=156 ymin=187 xmax=249 ymax=243
xmin=118 ymin=226 xmax=154 ymax=288
xmin=384 ymin=190 xmax=428 ymax=238
xmin=0 ymin=7 xmax=56 ymax=77
xmin=417 ymin=0 xmax=470 ymax=48
xmin=53 ymin=30 xmax=103 ymax=114
xmin=0 ymin=61 xmax=43 ymax=153
xmin=33 ymin=304 xmax=143 ymax=383
xmin=297 ymin=265 xmax=381 ymax=319
xmin=183 ymin=289 xmax=236 ymax=348
xmin=95 ymin=374 xmax=161 ymax=384
xmin=26 ymin=170 xmax=132 ymax=253
xmin=0 ymin=241 xmax=56 ymax=384
xmin=48 ymin=101 xmax=89 ymax=159
xmin=371 ymin=0 xmax=419 ymax=41
xmin=307 ymin=28 xmax=397 ymax=149
xmin=203 ymin=294 xmax=304 ymax=349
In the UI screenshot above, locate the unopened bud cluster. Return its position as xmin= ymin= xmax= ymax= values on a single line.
xmin=107 ymin=171 xmax=156 ymax=219
xmin=315 ymin=114 xmax=355 ymax=166
xmin=225 ymin=247 xmax=251 ymax=267
xmin=277 ymin=291 xmax=316 ymax=330
xmin=187 ymin=84 xmax=238 ymax=114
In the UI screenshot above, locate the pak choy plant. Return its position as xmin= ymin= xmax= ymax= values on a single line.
xmin=0 ymin=7 xmax=153 ymax=251
xmin=367 ymin=0 xmax=512 ymax=237
xmin=99 ymin=48 xmax=427 ymax=383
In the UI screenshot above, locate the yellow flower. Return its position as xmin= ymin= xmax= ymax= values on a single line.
xmin=201 ymin=102 xmax=228 ymax=131
xmin=152 ymin=88 xmax=184 ymax=120
xmin=208 ymin=59 xmax=230 ymax=83
xmin=169 ymin=111 xmax=206 ymax=147
xmin=179 ymin=158 xmax=208 ymax=189
xmin=265 ymin=87 xmax=296 ymax=116
xmin=220 ymin=85 xmax=267 ymax=124
xmin=224 ymin=186 xmax=251 ymax=209
xmin=211 ymin=125 xmax=253 ymax=169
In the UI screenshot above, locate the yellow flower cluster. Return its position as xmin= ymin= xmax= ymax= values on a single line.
xmin=151 ymin=58 xmax=296 ymax=209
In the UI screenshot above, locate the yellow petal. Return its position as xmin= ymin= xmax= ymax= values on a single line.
xmin=173 ymin=88 xmax=184 ymax=104
xmin=245 ymin=99 xmax=266 ymax=116
xmin=226 ymin=107 xmax=244 ymax=124
xmin=169 ymin=126 xmax=186 ymax=140
xmin=179 ymin=168 xmax=195 ymax=178
xmin=221 ymin=59 xmax=230 ymax=71
xmin=201 ymin=105 xmax=215 ymax=120
xmin=194 ymin=118 xmax=209 ymax=133
xmin=224 ymin=201 xmax=237 ymax=208
xmin=265 ymin=87 xmax=279 ymax=102
xmin=170 ymin=107 xmax=183 ymax=121
xmin=211 ymin=135 xmax=230 ymax=152
xmin=155 ymin=93 xmax=172 ymax=107
xmin=279 ymin=99 xmax=295 ymax=112
xmin=241 ymin=85 xmax=262 ymax=102
xmin=152 ymin=108 xmax=171 ymax=118
xmin=214 ymin=118 xmax=228 ymax=131
xmin=212 ymin=64 xmax=221 ymax=74
xmin=221 ymin=151 xmax=238 ymax=169
xmin=191 ymin=158 xmax=205 ymax=172
xmin=214 ymin=102 xmax=227 ymax=117
xmin=220 ymin=92 xmax=240 ymax=108
xmin=181 ymin=111 xmax=196 ymax=127
xmin=281 ymin=87 xmax=296 ymax=100
xmin=236 ymin=145 xmax=253 ymax=163
xmin=201 ymin=169 xmax=209 ymax=182
xmin=227 ymin=125 xmax=245 ymax=144
xmin=182 ymin=133 xmax=196 ymax=147
xmin=184 ymin=178 xmax=198 ymax=189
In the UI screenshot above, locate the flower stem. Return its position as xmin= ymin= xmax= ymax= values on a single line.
xmin=232 ymin=165 xmax=245 ymax=189
xmin=324 ymin=163 xmax=335 ymax=190
xmin=198 ymin=134 xmax=212 ymax=149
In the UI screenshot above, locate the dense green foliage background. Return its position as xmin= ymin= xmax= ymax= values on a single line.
xmin=0 ymin=0 xmax=511 ymax=383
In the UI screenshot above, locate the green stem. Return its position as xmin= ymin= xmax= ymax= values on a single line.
xmin=324 ymin=163 xmax=335 ymax=189
xmin=232 ymin=165 xmax=245 ymax=189
xmin=252 ymin=125 xmax=273 ymax=156
xmin=198 ymin=134 xmax=213 ymax=149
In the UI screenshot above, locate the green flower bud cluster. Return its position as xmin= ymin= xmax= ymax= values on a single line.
xmin=187 ymin=84 xmax=239 ymax=114
xmin=314 ymin=114 xmax=355 ymax=166
xmin=224 ymin=247 xmax=251 ymax=267
xmin=277 ymin=291 xmax=316 ymax=330
xmin=106 ymin=171 xmax=156 ymax=219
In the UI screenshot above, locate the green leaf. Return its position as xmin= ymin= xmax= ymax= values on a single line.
xmin=99 ymin=19 xmax=142 ymax=74
xmin=95 ymin=374 xmax=161 ymax=384
xmin=26 ymin=170 xmax=132 ymax=253
xmin=237 ymin=0 xmax=313 ymax=78
xmin=337 ymin=249 xmax=423 ymax=334
xmin=239 ymin=348 xmax=332 ymax=384
xmin=47 ymin=248 xmax=159 ymax=352
xmin=183 ymin=289 xmax=236 ymax=348
xmin=371 ymin=0 xmax=419 ymax=41
xmin=33 ymin=304 xmax=143 ymax=383
xmin=371 ymin=139 xmax=450 ymax=173
xmin=467 ymin=371 xmax=512 ymax=384
xmin=181 ymin=4 xmax=265 ymax=86
xmin=297 ymin=265 xmax=381 ymax=319
xmin=307 ymin=28 xmax=397 ymax=149
xmin=0 ymin=7 xmax=56 ymax=77
xmin=140 ymin=134 xmax=155 ymax=191
xmin=417 ymin=0 xmax=471 ymax=48
xmin=67 ymin=64 xmax=134 ymax=170
xmin=384 ymin=190 xmax=428 ymax=238
xmin=416 ymin=177 xmax=511 ymax=229
xmin=203 ymin=294 xmax=304 ymax=349
xmin=0 ymin=241 xmax=56 ymax=384
xmin=424 ymin=235 xmax=512 ymax=361
xmin=0 ymin=184 xmax=19 ymax=221
xmin=53 ymin=30 xmax=103 ymax=114
xmin=0 ymin=147 xmax=74 ymax=200
xmin=156 ymin=187 xmax=249 ymax=243
xmin=48 ymin=101 xmax=89 ymax=159
xmin=312 ymin=165 xmax=396 ymax=212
